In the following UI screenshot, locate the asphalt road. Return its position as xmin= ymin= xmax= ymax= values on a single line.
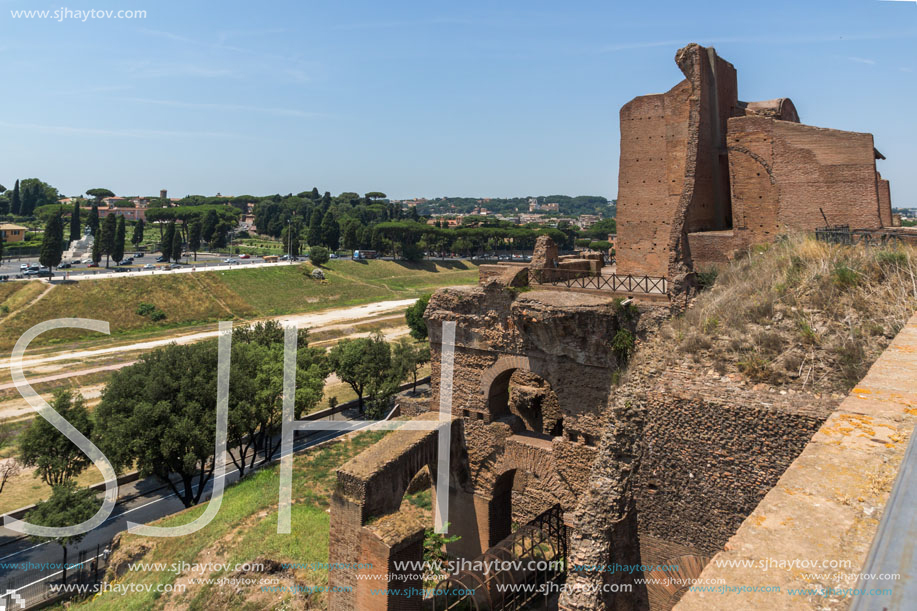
xmin=0 ymin=251 xmax=290 ymax=281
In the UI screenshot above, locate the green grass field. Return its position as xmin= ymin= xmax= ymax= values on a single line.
xmin=0 ymin=260 xmax=477 ymax=350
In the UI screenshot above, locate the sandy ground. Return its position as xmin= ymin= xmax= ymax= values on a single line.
xmin=0 ymin=298 xmax=416 ymax=370
xmin=0 ymin=300 xmax=415 ymax=421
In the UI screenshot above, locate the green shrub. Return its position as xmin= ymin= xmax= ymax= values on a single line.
xmin=696 ymin=267 xmax=718 ymax=290
xmin=612 ymin=329 xmax=636 ymax=362
xmin=831 ymin=263 xmax=859 ymax=289
xmin=136 ymin=301 xmax=166 ymax=321
xmin=309 ymin=246 xmax=330 ymax=265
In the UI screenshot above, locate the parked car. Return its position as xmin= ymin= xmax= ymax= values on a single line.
xmin=329 ymin=253 xmax=338 ymax=259
xmin=118 ymin=258 xmax=133 ymax=266
xmin=19 ymin=263 xmax=28 ymax=270
xmin=36 ymin=269 xmax=53 ymax=278
xmin=223 ymin=258 xmax=238 ymax=264
xmin=156 ymin=256 xmax=167 ymax=263
xmin=58 ymin=262 xmax=72 ymax=269
xmin=239 ymin=253 xmax=250 ymax=259
xmin=143 ymin=263 xmax=155 ymax=270
xmin=87 ymin=262 xmax=98 ymax=268
xmin=81 ymin=258 xmax=93 ymax=265
xmin=134 ymin=252 xmax=144 ymax=258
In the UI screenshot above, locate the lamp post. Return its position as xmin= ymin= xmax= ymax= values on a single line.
xmin=287 ymin=218 xmax=293 ymax=263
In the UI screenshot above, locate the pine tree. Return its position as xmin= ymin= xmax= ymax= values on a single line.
xmin=113 ymin=216 xmax=125 ymax=263
xmin=87 ymin=204 xmax=99 ymax=236
xmin=310 ymin=187 xmax=320 ymax=200
xmin=308 ymin=208 xmax=322 ymax=246
xmin=69 ymin=200 xmax=81 ymax=244
xmin=321 ymin=211 xmax=340 ymax=250
xmin=10 ymin=180 xmax=20 ymax=216
xmin=39 ymin=213 xmax=64 ymax=273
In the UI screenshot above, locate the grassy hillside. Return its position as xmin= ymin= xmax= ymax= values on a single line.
xmin=668 ymin=235 xmax=917 ymax=392
xmin=71 ymin=430 xmax=387 ymax=611
xmin=0 ymin=260 xmax=478 ymax=350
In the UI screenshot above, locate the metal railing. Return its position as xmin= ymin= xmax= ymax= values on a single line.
xmin=815 ymin=226 xmax=902 ymax=247
xmin=2 ymin=544 xmax=109 ymax=610
xmin=528 ymin=268 xmax=667 ymax=294
xmin=433 ymin=504 xmax=567 ymax=611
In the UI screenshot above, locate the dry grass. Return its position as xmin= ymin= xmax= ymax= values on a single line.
xmin=672 ymin=235 xmax=917 ymax=391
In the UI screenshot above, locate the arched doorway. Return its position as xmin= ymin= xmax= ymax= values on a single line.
xmin=486 ymin=368 xmax=562 ymax=440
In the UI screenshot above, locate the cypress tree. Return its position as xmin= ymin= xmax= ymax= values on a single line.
xmin=69 ymin=200 xmax=81 ymax=244
xmin=321 ymin=211 xmax=340 ymax=250
xmin=308 ymin=208 xmax=322 ymax=246
xmin=39 ymin=213 xmax=64 ymax=273
xmin=90 ymin=232 xmax=102 ymax=265
xmin=87 ymin=204 xmax=100 ymax=236
xmin=10 ymin=180 xmax=20 ymax=216
xmin=100 ymin=213 xmax=116 ymax=268
xmin=162 ymin=222 xmax=175 ymax=262
xmin=189 ymin=220 xmax=201 ymax=261
xmin=131 ymin=218 xmax=145 ymax=247
xmin=171 ymin=226 xmax=183 ymax=262
xmin=113 ymin=217 xmax=125 ymax=263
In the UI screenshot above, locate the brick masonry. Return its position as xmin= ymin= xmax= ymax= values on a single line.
xmin=615 ymin=43 xmax=893 ymax=281
xmin=675 ymin=313 xmax=917 ymax=610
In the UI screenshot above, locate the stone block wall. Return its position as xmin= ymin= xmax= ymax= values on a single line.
xmin=635 ymin=389 xmax=830 ymax=555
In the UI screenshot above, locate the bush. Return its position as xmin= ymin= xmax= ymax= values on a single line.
xmin=612 ymin=329 xmax=636 ymax=362
xmin=696 ymin=267 xmax=718 ymax=291
xmin=406 ymin=294 xmax=431 ymax=340
xmin=136 ymin=301 xmax=166 ymax=321
xmin=309 ymin=246 xmax=330 ymax=265
xmin=831 ymin=263 xmax=859 ymax=289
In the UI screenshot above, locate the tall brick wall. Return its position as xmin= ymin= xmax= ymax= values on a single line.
xmin=615 ymin=43 xmax=892 ymax=281
xmin=770 ymin=120 xmax=883 ymax=230
xmin=877 ymin=172 xmax=892 ymax=227
xmin=616 ymin=91 xmax=682 ymax=277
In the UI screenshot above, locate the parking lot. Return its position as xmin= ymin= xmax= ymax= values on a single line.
xmin=0 ymin=251 xmax=297 ymax=281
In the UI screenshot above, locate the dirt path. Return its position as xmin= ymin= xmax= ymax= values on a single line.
xmin=0 ymin=298 xmax=416 ymax=371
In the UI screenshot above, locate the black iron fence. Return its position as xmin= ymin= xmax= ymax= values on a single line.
xmin=528 ymin=268 xmax=667 ymax=294
xmin=815 ymin=226 xmax=903 ymax=247
xmin=433 ymin=504 xmax=567 ymax=611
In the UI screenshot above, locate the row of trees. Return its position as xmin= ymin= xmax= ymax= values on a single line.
xmin=253 ymin=189 xmax=616 ymax=261
xmin=0 ymin=179 xmax=59 ymax=217
xmin=10 ymin=319 xmax=431 ymax=514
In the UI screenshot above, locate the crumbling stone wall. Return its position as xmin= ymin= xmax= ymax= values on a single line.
xmin=423 ymin=280 xmax=640 ymax=556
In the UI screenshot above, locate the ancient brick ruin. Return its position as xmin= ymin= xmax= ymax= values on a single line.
xmin=325 ymin=43 xmax=895 ymax=610
xmin=615 ymin=43 xmax=893 ymax=286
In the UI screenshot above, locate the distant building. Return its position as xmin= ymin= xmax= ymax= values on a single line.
xmin=91 ymin=207 xmax=147 ymax=222
xmin=0 ymin=223 xmax=27 ymax=243
xmin=577 ymin=214 xmax=601 ymax=229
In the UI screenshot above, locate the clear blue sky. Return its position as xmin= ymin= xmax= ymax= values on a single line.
xmin=1 ymin=0 xmax=915 ymax=203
